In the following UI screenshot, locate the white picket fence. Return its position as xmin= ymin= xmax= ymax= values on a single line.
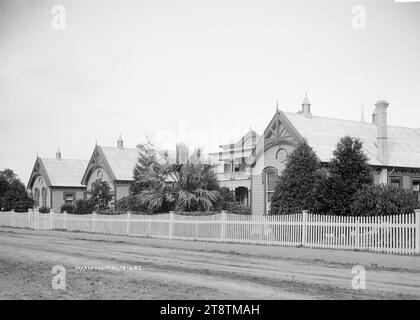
xmin=1 ymin=209 xmax=419 ymax=255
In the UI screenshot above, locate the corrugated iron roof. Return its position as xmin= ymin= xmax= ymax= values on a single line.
xmin=283 ymin=111 xmax=420 ymax=168
xmin=96 ymin=146 xmax=179 ymax=182
xmin=40 ymin=158 xmax=89 ymax=187
xmin=98 ymin=146 xmax=139 ymax=181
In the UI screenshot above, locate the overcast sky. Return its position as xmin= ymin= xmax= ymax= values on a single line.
xmin=1 ymin=0 xmax=419 ymax=184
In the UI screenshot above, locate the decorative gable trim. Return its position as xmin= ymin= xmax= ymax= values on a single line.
xmin=248 ymin=110 xmax=304 ymax=166
xmin=80 ymin=146 xmax=117 ymax=185
xmin=27 ymin=157 xmax=52 ymax=189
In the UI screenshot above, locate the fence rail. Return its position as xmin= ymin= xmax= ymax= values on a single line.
xmin=1 ymin=209 xmax=419 ymax=255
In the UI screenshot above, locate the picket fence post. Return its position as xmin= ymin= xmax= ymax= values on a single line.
xmin=11 ymin=209 xmax=15 ymax=227
xmin=63 ymin=211 xmax=67 ymax=230
xmin=28 ymin=209 xmax=33 ymax=229
xmin=415 ymin=209 xmax=420 ymax=255
xmin=126 ymin=211 xmax=131 ymax=235
xmin=50 ymin=209 xmax=54 ymax=230
xmin=34 ymin=209 xmax=39 ymax=230
xmin=221 ymin=211 xmax=227 ymax=242
xmin=92 ymin=211 xmax=96 ymax=233
xmin=169 ymin=211 xmax=174 ymax=239
xmin=302 ymin=210 xmax=308 ymax=247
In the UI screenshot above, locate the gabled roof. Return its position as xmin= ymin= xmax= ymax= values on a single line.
xmin=28 ymin=157 xmax=88 ymax=188
xmin=96 ymin=146 xmax=139 ymax=182
xmin=81 ymin=144 xmax=181 ymax=185
xmin=282 ymin=111 xmax=420 ymax=168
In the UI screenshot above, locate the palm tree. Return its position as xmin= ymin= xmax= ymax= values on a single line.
xmin=134 ymin=145 xmax=220 ymax=213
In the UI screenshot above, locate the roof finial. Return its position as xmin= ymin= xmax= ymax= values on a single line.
xmin=117 ymin=134 xmax=124 ymax=149
xmin=276 ymin=100 xmax=279 ymax=112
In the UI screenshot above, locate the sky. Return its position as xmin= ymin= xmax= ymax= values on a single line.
xmin=0 ymin=0 xmax=419 ymax=184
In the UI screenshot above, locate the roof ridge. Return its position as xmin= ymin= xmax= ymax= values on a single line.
xmin=98 ymin=145 xmax=138 ymax=151
xmin=283 ymin=111 xmax=420 ymax=131
xmin=40 ymin=157 xmax=88 ymax=162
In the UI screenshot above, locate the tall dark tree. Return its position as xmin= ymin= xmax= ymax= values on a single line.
xmin=269 ymin=141 xmax=320 ymax=215
xmin=0 ymin=169 xmax=33 ymax=212
xmin=131 ymin=141 xmax=161 ymax=196
xmin=311 ymin=136 xmax=372 ymax=216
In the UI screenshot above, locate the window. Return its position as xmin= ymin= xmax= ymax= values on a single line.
xmin=413 ymin=181 xmax=420 ymax=192
xmin=41 ymin=187 xmax=47 ymax=207
xmin=266 ymin=172 xmax=277 ymax=203
xmin=34 ymin=188 xmax=40 ymax=207
xmin=413 ymin=180 xmax=420 ymax=202
xmin=276 ymin=149 xmax=288 ymax=163
xmin=224 ymin=162 xmax=232 ymax=173
xmin=63 ymin=193 xmax=75 ymax=205
xmin=263 ymin=167 xmax=278 ymax=214
xmin=390 ymin=178 xmax=402 ymax=189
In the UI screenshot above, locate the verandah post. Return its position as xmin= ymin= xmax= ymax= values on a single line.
xmin=169 ymin=211 xmax=174 ymax=239
xmin=415 ymin=209 xmax=420 ymax=255
xmin=302 ymin=210 xmax=308 ymax=247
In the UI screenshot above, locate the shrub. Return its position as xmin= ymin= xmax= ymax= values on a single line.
xmin=351 ymin=184 xmax=419 ymax=216
xmin=38 ymin=206 xmax=50 ymax=214
xmin=216 ymin=187 xmax=236 ymax=211
xmin=115 ymin=196 xmax=138 ymax=211
xmin=96 ymin=209 xmax=126 ymax=215
xmin=226 ymin=202 xmax=251 ymax=215
xmin=88 ymin=180 xmax=112 ymax=210
xmin=60 ymin=204 xmax=75 ymax=214
xmin=13 ymin=198 xmax=34 ymax=213
xmin=74 ymin=199 xmax=95 ymax=215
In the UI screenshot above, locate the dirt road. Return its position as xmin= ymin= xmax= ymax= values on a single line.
xmin=0 ymin=227 xmax=419 ymax=300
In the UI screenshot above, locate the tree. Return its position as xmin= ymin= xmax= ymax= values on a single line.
xmin=269 ymin=141 xmax=320 ymax=215
xmin=311 ymin=136 xmax=372 ymax=216
xmin=88 ymin=180 xmax=112 ymax=210
xmin=132 ymin=143 xmax=220 ymax=213
xmin=0 ymin=169 xmax=34 ymax=212
xmin=217 ymin=187 xmax=236 ymax=211
xmin=131 ymin=141 xmax=160 ymax=196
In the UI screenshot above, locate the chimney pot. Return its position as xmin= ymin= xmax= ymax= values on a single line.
xmin=373 ymin=100 xmax=389 ymax=164
xmin=56 ymin=148 xmax=62 ymax=161
xmin=301 ymin=93 xmax=312 ymax=117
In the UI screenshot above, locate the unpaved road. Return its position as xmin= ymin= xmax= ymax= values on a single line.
xmin=0 ymin=227 xmax=419 ymax=300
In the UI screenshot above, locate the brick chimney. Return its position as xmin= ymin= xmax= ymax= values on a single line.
xmin=372 ymin=100 xmax=389 ymax=165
